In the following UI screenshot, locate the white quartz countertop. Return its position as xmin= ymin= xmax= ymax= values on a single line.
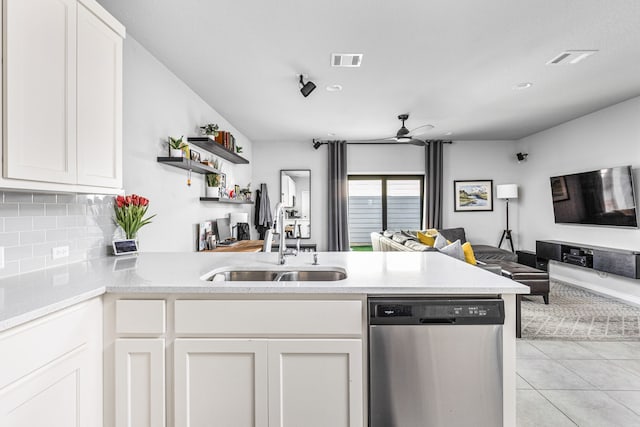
xmin=0 ymin=251 xmax=528 ymax=332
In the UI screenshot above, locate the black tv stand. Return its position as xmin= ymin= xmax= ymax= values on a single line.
xmin=536 ymin=240 xmax=640 ymax=279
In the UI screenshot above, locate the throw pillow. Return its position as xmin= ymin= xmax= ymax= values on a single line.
xmin=382 ymin=230 xmax=394 ymax=238
xmin=417 ymin=231 xmax=435 ymax=247
xmin=434 ymin=233 xmax=448 ymax=250
xmin=462 ymin=242 xmax=478 ymax=265
xmin=438 ymin=239 xmax=465 ymax=261
xmin=404 ymin=240 xmax=433 ymax=252
xmin=391 ymin=233 xmax=409 ymax=244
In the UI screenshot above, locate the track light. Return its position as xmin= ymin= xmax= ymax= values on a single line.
xmin=299 ymin=75 xmax=316 ymax=97
xmin=516 ymin=152 xmax=528 ymax=162
xmin=312 ymin=139 xmax=323 ymax=150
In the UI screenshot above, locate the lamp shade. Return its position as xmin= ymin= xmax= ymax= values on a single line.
xmin=496 ymin=184 xmax=518 ymax=199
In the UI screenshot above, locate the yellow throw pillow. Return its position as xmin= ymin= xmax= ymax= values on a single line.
xmin=462 ymin=242 xmax=477 ymax=265
xmin=417 ymin=231 xmax=436 ymax=247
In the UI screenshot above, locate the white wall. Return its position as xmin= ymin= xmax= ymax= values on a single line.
xmin=516 ymin=96 xmax=640 ymax=302
xmin=442 ymin=141 xmax=521 ymax=245
xmin=122 ymin=37 xmax=253 ymax=251
xmin=252 ymin=141 xmax=326 ymax=248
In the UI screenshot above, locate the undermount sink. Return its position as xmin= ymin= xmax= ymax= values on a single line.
xmin=206 ymin=268 xmax=347 ymax=282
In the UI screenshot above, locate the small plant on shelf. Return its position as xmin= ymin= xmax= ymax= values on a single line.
xmin=199 ymin=123 xmax=219 ymax=137
xmin=235 ymin=145 xmax=243 ymax=153
xmin=205 ymin=173 xmax=221 ymax=198
xmin=168 ymin=136 xmax=186 ymax=157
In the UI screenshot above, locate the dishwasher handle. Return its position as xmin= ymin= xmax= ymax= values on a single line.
xmin=419 ymin=318 xmax=456 ymax=324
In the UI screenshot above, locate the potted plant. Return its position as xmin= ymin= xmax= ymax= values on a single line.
xmin=205 ymin=173 xmax=221 ymax=198
xmin=113 ymin=194 xmax=156 ymax=240
xmin=168 ymin=136 xmax=186 ymax=157
xmin=200 ymin=123 xmax=219 ymax=138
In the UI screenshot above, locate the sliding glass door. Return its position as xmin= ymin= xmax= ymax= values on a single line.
xmin=348 ymin=175 xmax=424 ymax=245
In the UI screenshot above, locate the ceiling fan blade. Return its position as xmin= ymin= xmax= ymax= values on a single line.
xmin=406 ymin=138 xmax=426 ymax=146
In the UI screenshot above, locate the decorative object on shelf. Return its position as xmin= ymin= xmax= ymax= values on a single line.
xmin=205 ymin=173 xmax=221 ymax=198
xmin=235 ymin=145 xmax=243 ymax=153
xmin=187 ymin=137 xmax=249 ymax=164
xmin=453 ymin=180 xmax=493 ymax=212
xmin=190 ymin=149 xmax=201 ymax=162
xmin=168 ymin=136 xmax=186 ymax=157
xmin=496 ymin=184 xmax=518 ymax=252
xmin=113 ymin=194 xmax=156 ymax=241
xmin=199 ymin=123 xmax=219 ymax=137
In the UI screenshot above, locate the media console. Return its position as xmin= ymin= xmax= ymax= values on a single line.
xmin=536 ymin=240 xmax=640 ymax=279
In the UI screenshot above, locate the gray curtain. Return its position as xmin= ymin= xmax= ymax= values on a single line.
xmin=425 ymin=140 xmax=444 ymax=229
xmin=328 ymin=141 xmax=350 ymax=251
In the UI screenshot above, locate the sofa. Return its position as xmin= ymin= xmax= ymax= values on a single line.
xmin=370 ymin=227 xmax=518 ymax=263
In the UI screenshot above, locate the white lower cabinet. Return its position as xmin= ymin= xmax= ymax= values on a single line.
xmin=174 ymin=338 xmax=362 ymax=427
xmin=115 ymin=339 xmax=165 ymax=427
xmin=268 ymin=339 xmax=363 ymax=427
xmin=0 ymin=298 xmax=103 ymax=427
xmin=174 ymin=339 xmax=269 ymax=427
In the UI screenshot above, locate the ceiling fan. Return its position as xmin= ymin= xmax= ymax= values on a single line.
xmin=351 ymin=114 xmax=434 ymax=146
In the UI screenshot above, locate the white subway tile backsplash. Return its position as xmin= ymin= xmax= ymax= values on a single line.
xmin=33 ymin=216 xmax=58 ymax=230
xmin=46 ymin=229 xmax=69 ymax=242
xmin=0 ymin=203 xmax=19 ymax=217
xmin=0 ymin=191 xmax=115 ymax=277
xmin=56 ymin=193 xmax=77 ymax=204
xmin=45 ymin=204 xmax=68 ymax=216
xmin=6 ymin=245 xmax=33 ymax=262
xmin=0 ymin=232 xmax=20 ymax=246
xmin=20 ymin=230 xmax=44 ymax=245
xmin=33 ymin=193 xmax=57 ymax=203
xmin=19 ymin=203 xmax=45 ymax=217
xmin=4 ymin=192 xmax=33 ymax=203
xmin=5 ymin=217 xmax=33 ymax=232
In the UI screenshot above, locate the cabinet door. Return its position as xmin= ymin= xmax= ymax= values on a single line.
xmin=3 ymin=0 xmax=77 ymax=184
xmin=115 ymin=339 xmax=165 ymax=427
xmin=268 ymin=340 xmax=363 ymax=427
xmin=0 ymin=347 xmax=95 ymax=426
xmin=76 ymin=3 xmax=123 ymax=188
xmin=174 ymin=339 xmax=268 ymax=427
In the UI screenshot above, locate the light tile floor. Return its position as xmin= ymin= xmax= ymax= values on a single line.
xmin=517 ymin=340 xmax=640 ymax=426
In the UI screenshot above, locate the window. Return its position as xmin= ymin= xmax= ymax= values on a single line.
xmin=348 ymin=175 xmax=424 ymax=245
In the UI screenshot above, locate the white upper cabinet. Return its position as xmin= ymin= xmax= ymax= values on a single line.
xmin=1 ymin=0 xmax=125 ymax=192
xmin=77 ymin=2 xmax=123 ymax=188
xmin=3 ymin=0 xmax=78 ymax=184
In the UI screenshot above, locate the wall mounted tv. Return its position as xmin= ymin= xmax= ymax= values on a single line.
xmin=550 ymin=165 xmax=638 ymax=228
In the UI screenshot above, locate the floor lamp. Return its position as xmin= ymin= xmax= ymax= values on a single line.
xmin=496 ymin=184 xmax=518 ymax=252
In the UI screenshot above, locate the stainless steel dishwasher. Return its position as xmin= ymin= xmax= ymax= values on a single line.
xmin=369 ymin=298 xmax=504 ymax=427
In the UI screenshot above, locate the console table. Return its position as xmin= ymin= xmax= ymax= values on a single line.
xmin=536 ymin=240 xmax=640 ymax=279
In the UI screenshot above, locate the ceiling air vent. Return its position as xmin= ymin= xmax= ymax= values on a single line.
xmin=546 ymin=50 xmax=598 ymax=65
xmin=331 ymin=53 xmax=363 ymax=67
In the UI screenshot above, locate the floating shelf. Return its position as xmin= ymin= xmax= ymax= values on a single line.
xmin=200 ymin=197 xmax=253 ymax=204
xmin=157 ymin=157 xmax=222 ymax=174
xmin=188 ymin=137 xmax=249 ymax=164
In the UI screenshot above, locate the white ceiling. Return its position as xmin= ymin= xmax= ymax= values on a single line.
xmin=97 ymin=0 xmax=640 ymax=143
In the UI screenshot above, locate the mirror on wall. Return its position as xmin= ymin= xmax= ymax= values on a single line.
xmin=280 ymin=169 xmax=311 ymax=239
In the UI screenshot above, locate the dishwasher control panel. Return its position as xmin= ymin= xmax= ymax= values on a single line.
xmin=369 ymin=298 xmax=504 ymax=325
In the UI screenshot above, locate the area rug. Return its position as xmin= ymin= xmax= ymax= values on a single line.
xmin=521 ymin=281 xmax=640 ymax=341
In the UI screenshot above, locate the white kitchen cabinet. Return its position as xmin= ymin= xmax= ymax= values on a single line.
xmin=1 ymin=0 xmax=125 ymax=192
xmin=3 ymin=0 xmax=78 ymax=184
xmin=268 ymin=339 xmax=363 ymax=427
xmin=174 ymin=339 xmax=269 ymax=427
xmin=76 ymin=2 xmax=123 ymax=188
xmin=115 ymin=339 xmax=165 ymax=427
xmin=0 ymin=298 xmax=103 ymax=426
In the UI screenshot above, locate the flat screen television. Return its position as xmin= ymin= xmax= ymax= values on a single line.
xmin=550 ymin=165 xmax=638 ymax=228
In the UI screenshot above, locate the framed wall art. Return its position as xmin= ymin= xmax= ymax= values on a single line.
xmin=454 ymin=180 xmax=494 ymax=212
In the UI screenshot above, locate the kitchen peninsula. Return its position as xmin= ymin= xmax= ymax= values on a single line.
xmin=0 ymin=251 xmax=528 ymax=426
